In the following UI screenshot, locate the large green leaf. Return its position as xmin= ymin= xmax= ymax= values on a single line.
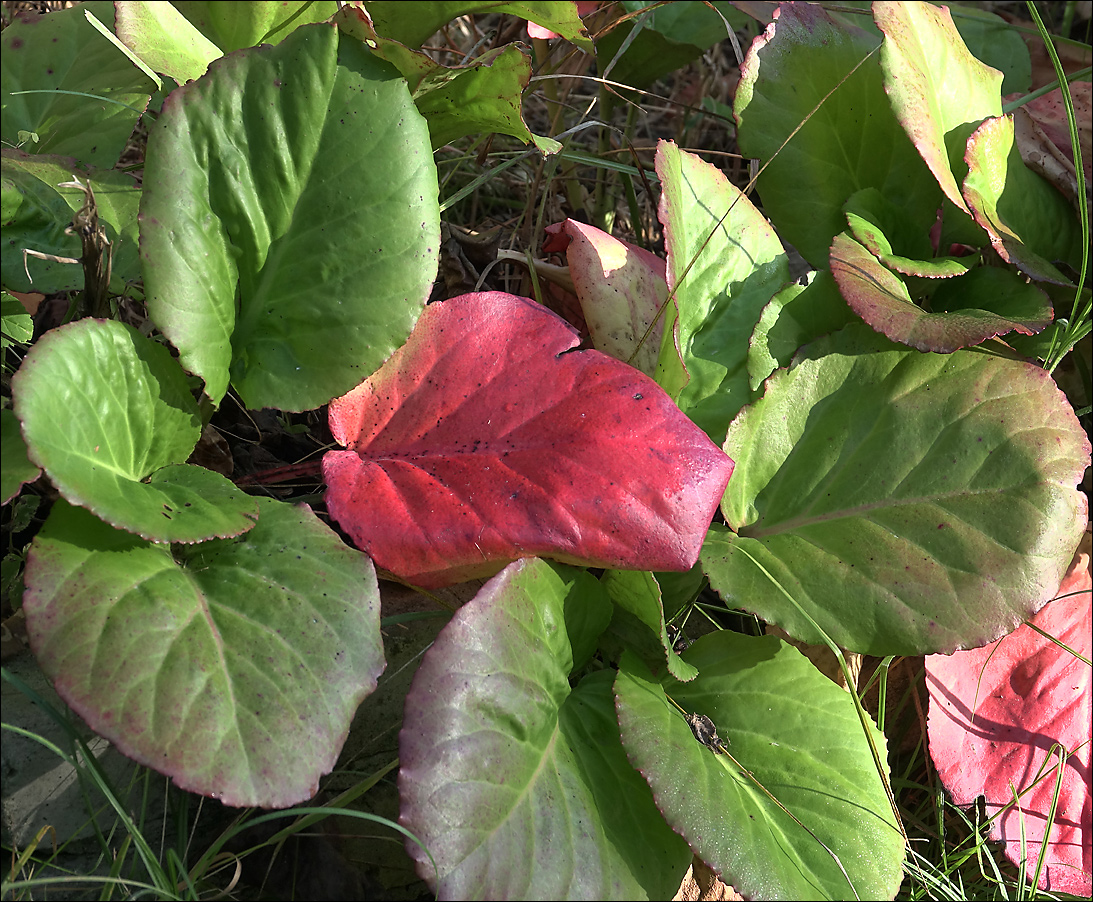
xmin=944 ymin=4 xmax=1031 ymax=95
xmin=0 ymin=2 xmax=155 ymax=169
xmin=23 ymin=497 xmax=384 ymax=808
xmin=1 ymin=150 xmax=141 ymax=294
xmin=701 ymin=324 xmax=1089 ymax=656
xmin=733 ymin=2 xmax=940 ymax=267
xmin=615 ymin=634 xmax=905 ymax=901
xmin=2 ymin=152 xmax=81 ymax=293
xmin=141 ymin=22 xmax=439 ymax=410
xmin=655 ymin=141 xmax=788 ymax=444
xmin=11 ymin=318 xmax=256 ymax=542
xmin=398 ymin=558 xmax=691 ymax=900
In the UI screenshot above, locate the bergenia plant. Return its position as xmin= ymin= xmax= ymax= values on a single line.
xmin=2 ymin=1 xmax=1089 ymax=899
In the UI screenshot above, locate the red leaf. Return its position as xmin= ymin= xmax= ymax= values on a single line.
xmin=926 ymin=544 xmax=1092 ymax=895
xmin=323 ymin=292 xmax=733 ymax=588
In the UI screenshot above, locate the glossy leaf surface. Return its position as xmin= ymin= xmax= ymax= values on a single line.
xmin=23 ymin=498 xmax=384 ymax=808
xmin=398 ymin=559 xmax=690 ymax=900
xmin=324 ymin=291 xmax=734 ymax=588
xmin=615 ymin=633 xmax=905 ymax=901
xmin=114 ymin=0 xmax=224 ymax=83
xmin=141 ymin=23 xmax=439 ymax=409
xmin=12 ymin=318 xmax=257 ymax=542
xmin=702 ymin=325 xmax=1089 ymax=656
xmin=927 ymin=550 xmax=1091 ymax=897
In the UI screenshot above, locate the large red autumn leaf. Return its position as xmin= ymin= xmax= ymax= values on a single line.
xmin=323 ymin=291 xmax=733 ymax=588
xmin=926 ymin=542 xmax=1092 ymax=896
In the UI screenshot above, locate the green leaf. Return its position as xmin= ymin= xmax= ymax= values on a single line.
xmin=702 ymin=324 xmax=1089 ymax=655
xmin=22 ymin=497 xmax=384 ymax=808
xmin=1 ymin=290 xmax=34 ymax=345
xmin=114 ymin=0 xmax=224 ymax=84
xmin=875 ymin=0 xmax=1002 ymax=219
xmin=655 ymin=141 xmax=788 ymax=444
xmin=963 ymin=114 xmax=1085 ymax=284
xmin=362 ymin=1 xmax=592 ymax=51
xmin=11 ymin=318 xmax=257 ymax=542
xmin=733 ymin=2 xmax=940 ymax=267
xmin=596 ymin=1 xmax=745 ymax=89
xmin=945 ymin=4 xmax=1031 ymax=95
xmin=602 ymin=569 xmax=697 ymax=681
xmin=0 ymin=2 xmax=156 ymax=168
xmin=843 ymin=186 xmax=973 ymax=278
xmin=747 ymin=270 xmax=855 ymax=391
xmin=173 ymin=0 xmax=338 ymax=52
xmin=615 ymin=634 xmax=905 ymax=901
xmin=1 ymin=408 xmax=40 ymax=504
xmin=140 ymin=23 xmax=440 ymax=410
xmin=398 ymin=558 xmax=691 ymax=900
xmin=335 ymin=5 xmax=565 ymax=153
xmin=412 ymin=44 xmax=537 ymax=150
xmin=830 ymin=231 xmax=1052 ymax=352
xmin=1 ymin=151 xmax=141 ymax=294
xmin=2 ymin=152 xmax=82 ymax=293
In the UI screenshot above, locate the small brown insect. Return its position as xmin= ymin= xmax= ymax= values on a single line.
xmin=666 ymin=623 xmax=691 ymax=654
xmin=685 ymin=712 xmax=725 ymax=753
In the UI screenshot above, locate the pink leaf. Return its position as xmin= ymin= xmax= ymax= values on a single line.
xmin=561 ymin=219 xmax=669 ymax=376
xmin=323 ymin=292 xmax=733 ymax=588
xmin=927 ymin=544 xmax=1092 ymax=895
